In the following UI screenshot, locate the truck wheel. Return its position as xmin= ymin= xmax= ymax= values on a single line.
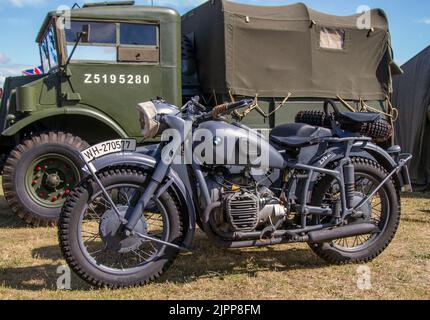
xmin=2 ymin=132 xmax=89 ymax=227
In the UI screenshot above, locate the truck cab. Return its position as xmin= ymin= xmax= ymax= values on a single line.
xmin=0 ymin=1 xmax=181 ymax=226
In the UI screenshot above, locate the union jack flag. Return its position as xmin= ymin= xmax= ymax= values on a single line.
xmin=22 ymin=66 xmax=43 ymax=76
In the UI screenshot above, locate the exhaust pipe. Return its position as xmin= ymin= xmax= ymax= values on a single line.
xmin=308 ymin=223 xmax=380 ymax=243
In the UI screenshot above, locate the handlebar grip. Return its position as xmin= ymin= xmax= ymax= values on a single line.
xmin=212 ymin=99 xmax=253 ymax=119
xmin=191 ymin=96 xmax=207 ymax=111
xmin=212 ymin=103 xmax=229 ymax=119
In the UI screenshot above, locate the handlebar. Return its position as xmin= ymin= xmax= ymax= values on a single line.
xmin=190 ymin=96 xmax=207 ymax=112
xmin=193 ymin=99 xmax=254 ymax=123
xmin=212 ymin=99 xmax=254 ymax=119
xmin=323 ymin=99 xmax=340 ymax=118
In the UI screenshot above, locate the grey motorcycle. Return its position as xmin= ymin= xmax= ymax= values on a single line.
xmin=58 ymin=98 xmax=412 ymax=288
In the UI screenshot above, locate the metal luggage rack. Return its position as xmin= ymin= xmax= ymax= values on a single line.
xmin=287 ymin=136 xmax=412 ymax=229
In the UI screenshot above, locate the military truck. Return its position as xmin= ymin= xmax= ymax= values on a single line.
xmin=181 ymin=0 xmax=400 ymax=132
xmin=0 ymin=1 xmax=181 ymax=226
xmin=0 ymin=0 xmax=399 ymax=226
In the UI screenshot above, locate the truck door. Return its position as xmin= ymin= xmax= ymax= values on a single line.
xmin=60 ymin=19 xmax=167 ymax=140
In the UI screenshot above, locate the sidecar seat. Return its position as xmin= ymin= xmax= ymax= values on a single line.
xmin=270 ymin=123 xmax=332 ymax=148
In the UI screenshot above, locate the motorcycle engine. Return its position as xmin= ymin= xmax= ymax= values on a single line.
xmin=225 ymin=192 xmax=259 ymax=232
xmin=207 ymin=168 xmax=287 ymax=233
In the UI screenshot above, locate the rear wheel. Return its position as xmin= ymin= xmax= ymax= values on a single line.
xmin=58 ymin=167 xmax=183 ymax=288
xmin=309 ymin=158 xmax=400 ymax=264
xmin=2 ymin=132 xmax=88 ymax=227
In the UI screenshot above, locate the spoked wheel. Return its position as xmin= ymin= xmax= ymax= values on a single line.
xmin=309 ymin=158 xmax=400 ymax=264
xmin=58 ymin=167 xmax=183 ymax=288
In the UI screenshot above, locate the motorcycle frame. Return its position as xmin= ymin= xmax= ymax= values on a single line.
xmin=287 ymin=137 xmax=412 ymax=230
xmin=80 ymin=116 xmax=412 ymax=249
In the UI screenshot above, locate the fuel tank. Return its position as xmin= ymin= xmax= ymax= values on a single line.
xmin=195 ymin=120 xmax=285 ymax=169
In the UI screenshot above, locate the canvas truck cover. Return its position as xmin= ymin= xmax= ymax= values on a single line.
xmin=182 ymin=0 xmax=398 ymax=100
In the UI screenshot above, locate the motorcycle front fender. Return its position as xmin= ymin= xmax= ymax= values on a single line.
xmin=85 ymin=147 xmax=196 ymax=249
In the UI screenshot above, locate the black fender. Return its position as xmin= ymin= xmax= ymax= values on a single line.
xmin=312 ymin=141 xmax=404 ymax=190
xmin=85 ymin=150 xmax=196 ymax=249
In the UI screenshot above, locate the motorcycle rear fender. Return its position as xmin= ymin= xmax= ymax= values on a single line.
xmin=313 ymin=142 xmax=405 ymax=190
xmin=87 ymin=149 xmax=196 ymax=248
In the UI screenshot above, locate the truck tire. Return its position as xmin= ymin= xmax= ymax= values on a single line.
xmin=2 ymin=132 xmax=89 ymax=227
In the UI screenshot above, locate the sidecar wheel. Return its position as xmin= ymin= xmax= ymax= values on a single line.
xmin=309 ymin=158 xmax=400 ymax=265
xmin=58 ymin=166 xmax=184 ymax=288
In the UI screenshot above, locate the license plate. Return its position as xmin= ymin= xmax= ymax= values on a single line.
xmin=81 ymin=139 xmax=137 ymax=163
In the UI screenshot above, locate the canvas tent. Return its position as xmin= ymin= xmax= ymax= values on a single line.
xmin=182 ymin=0 xmax=399 ymax=101
xmin=393 ymin=45 xmax=430 ymax=189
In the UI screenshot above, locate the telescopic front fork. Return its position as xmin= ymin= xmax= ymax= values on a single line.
xmin=124 ymin=160 xmax=169 ymax=231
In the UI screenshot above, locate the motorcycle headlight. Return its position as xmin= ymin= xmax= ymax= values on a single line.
xmin=136 ymin=101 xmax=160 ymax=139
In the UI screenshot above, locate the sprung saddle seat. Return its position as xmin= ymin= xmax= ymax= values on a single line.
xmin=269 ymin=108 xmax=380 ymax=148
xmin=270 ymin=123 xmax=332 ymax=148
xmin=338 ymin=112 xmax=381 ymax=124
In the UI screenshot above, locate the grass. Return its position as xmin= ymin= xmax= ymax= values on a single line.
xmin=0 ymin=178 xmax=429 ymax=300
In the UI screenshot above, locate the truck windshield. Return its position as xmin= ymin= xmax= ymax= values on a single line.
xmin=39 ymin=25 xmax=59 ymax=73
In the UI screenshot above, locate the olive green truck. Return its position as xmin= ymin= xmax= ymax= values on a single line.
xmin=0 ymin=0 xmax=399 ymax=225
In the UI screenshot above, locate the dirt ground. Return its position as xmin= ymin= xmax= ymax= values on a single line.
xmin=0 ymin=178 xmax=429 ymax=300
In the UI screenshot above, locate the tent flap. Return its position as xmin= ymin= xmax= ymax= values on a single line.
xmin=393 ymin=45 xmax=430 ymax=187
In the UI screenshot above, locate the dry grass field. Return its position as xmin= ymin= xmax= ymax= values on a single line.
xmin=0 ymin=177 xmax=429 ymax=300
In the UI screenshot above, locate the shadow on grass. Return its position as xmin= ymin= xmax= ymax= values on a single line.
xmin=0 ymin=195 xmax=55 ymax=229
xmin=402 ymin=216 xmax=430 ymax=224
xmin=402 ymin=192 xmax=430 ymax=199
xmin=0 ymin=232 xmax=327 ymax=291
xmin=0 ymin=264 xmax=90 ymax=291
xmin=1 ymin=232 xmax=325 ymax=291
xmin=0 ymin=195 xmax=29 ymax=229
xmin=158 ymin=234 xmax=325 ymax=284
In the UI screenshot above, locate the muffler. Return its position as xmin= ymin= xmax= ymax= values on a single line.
xmin=308 ymin=223 xmax=380 ymax=243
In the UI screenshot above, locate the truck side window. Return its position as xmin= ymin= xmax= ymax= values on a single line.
xmin=120 ymin=23 xmax=157 ymax=46
xmin=117 ymin=23 xmax=159 ymax=63
xmin=63 ymin=20 xmax=159 ymax=63
xmin=65 ymin=21 xmax=116 ymax=44
xmin=65 ymin=21 xmax=117 ymax=62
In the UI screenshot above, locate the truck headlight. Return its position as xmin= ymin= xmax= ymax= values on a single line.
xmin=136 ymin=101 xmax=160 ymax=139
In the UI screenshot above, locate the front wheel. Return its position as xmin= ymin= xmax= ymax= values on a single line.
xmin=58 ymin=166 xmax=183 ymax=288
xmin=309 ymin=158 xmax=401 ymax=264
xmin=2 ymin=132 xmax=88 ymax=226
